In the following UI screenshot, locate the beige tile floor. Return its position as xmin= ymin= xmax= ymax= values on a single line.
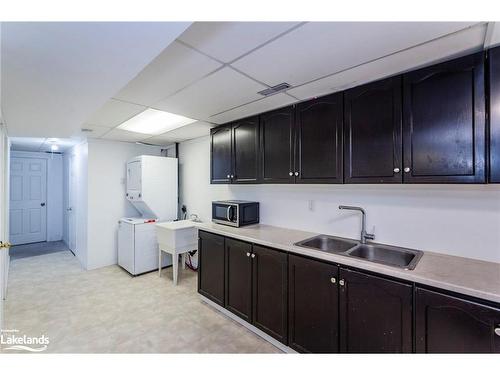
xmin=1 ymin=251 xmax=281 ymax=353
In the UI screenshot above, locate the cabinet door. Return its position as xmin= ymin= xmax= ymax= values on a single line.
xmin=339 ymin=268 xmax=413 ymax=353
xmin=198 ymin=231 xmax=225 ymax=306
xmin=210 ymin=125 xmax=232 ymax=184
xmin=489 ymin=46 xmax=500 ymax=182
xmin=416 ymin=288 xmax=500 ymax=353
xmin=344 ymin=77 xmax=402 ymax=183
xmin=232 ymin=117 xmax=260 ymax=184
xmin=288 ymin=255 xmax=339 ymax=353
xmin=252 ymin=245 xmax=288 ymax=344
xmin=225 ymin=238 xmax=252 ymax=321
xmin=260 ymin=106 xmax=295 ymax=183
xmin=402 ymin=53 xmax=485 ymax=183
xmin=295 ymin=93 xmax=343 ymax=183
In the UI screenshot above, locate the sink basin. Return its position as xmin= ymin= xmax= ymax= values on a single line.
xmin=345 ymin=243 xmax=423 ymax=270
xmin=294 ymin=235 xmax=358 ymax=254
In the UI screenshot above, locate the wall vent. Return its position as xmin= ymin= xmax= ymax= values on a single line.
xmin=258 ymin=82 xmax=291 ymax=96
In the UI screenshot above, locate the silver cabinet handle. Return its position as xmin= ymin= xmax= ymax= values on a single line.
xmin=230 ymin=175 xmax=234 ymax=178
xmin=251 ymin=253 xmax=255 ymax=258
xmin=330 ymin=277 xmax=336 ymax=284
xmin=294 ymin=172 xmax=299 ymax=176
xmin=393 ymin=168 xmax=400 ymax=173
xmin=227 ymin=174 xmax=230 ymax=178
xmin=339 ymin=279 xmax=345 ymax=286
xmin=404 ymin=167 xmax=410 ymax=173
xmin=495 ymin=327 xmax=500 ymax=336
xmin=289 ymin=172 xmax=293 ymax=176
xmin=246 ymin=252 xmax=251 ymax=257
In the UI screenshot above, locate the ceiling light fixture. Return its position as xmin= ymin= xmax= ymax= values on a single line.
xmin=117 ymin=108 xmax=196 ymax=135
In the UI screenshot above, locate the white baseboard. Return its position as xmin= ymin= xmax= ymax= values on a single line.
xmin=199 ymin=295 xmax=297 ymax=354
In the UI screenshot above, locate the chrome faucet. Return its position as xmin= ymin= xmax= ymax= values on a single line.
xmin=338 ymin=205 xmax=375 ymax=244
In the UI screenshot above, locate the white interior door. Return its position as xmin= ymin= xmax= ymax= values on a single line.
xmin=68 ymin=153 xmax=76 ymax=252
xmin=1 ymin=126 xmax=10 ymax=307
xmin=9 ymin=157 xmax=47 ymax=245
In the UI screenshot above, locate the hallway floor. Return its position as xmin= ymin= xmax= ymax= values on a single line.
xmin=1 ymin=251 xmax=280 ymax=353
xmin=9 ymin=240 xmax=70 ymax=260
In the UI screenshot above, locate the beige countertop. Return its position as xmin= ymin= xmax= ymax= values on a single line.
xmin=194 ymin=222 xmax=500 ymax=304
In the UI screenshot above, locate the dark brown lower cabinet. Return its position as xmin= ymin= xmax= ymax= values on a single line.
xmin=198 ymin=231 xmax=225 ymax=306
xmin=416 ymin=288 xmax=500 ymax=353
xmin=225 ymin=238 xmax=252 ymax=321
xmin=288 ymin=255 xmax=339 ymax=353
xmin=252 ymin=245 xmax=288 ymax=344
xmin=339 ymin=268 xmax=413 ymax=353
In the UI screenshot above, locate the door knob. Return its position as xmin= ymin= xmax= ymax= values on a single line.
xmin=330 ymin=277 xmax=336 ymax=284
xmin=289 ymin=172 xmax=293 ymax=176
xmin=393 ymin=168 xmax=400 ymax=173
xmin=227 ymin=174 xmax=230 ymax=178
xmin=251 ymin=253 xmax=255 ymax=258
xmin=0 ymin=241 xmax=12 ymax=249
xmin=40 ymin=202 xmax=46 ymax=207
xmin=294 ymin=172 xmax=299 ymax=176
xmin=495 ymin=327 xmax=500 ymax=336
xmin=339 ymin=279 xmax=345 ymax=286
xmin=230 ymin=175 xmax=234 ymax=179
xmin=246 ymin=252 xmax=251 ymax=257
xmin=404 ymin=167 xmax=410 ymax=173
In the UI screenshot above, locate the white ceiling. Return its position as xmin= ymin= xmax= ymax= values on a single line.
xmin=1 ymin=22 xmax=191 ymax=138
xmin=10 ymin=137 xmax=80 ymax=152
xmin=3 ymin=21 xmax=497 ymax=147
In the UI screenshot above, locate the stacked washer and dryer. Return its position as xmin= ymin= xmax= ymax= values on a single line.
xmin=118 ymin=155 xmax=178 ymax=275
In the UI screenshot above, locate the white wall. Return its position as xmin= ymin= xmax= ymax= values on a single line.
xmin=10 ymin=151 xmax=64 ymax=242
xmin=179 ymin=136 xmax=500 ymax=263
xmin=85 ymin=139 xmax=164 ymax=270
xmin=70 ymin=142 xmax=88 ymax=269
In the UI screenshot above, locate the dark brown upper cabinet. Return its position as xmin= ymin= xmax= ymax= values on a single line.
xmin=232 ymin=117 xmax=260 ymax=184
xmin=416 ymin=288 xmax=500 ymax=353
xmin=260 ymin=106 xmax=295 ymax=183
xmin=210 ymin=125 xmax=232 ymax=184
xmin=252 ymin=244 xmax=288 ymax=344
xmin=225 ymin=238 xmax=252 ymax=322
xmin=288 ymin=254 xmax=339 ymax=353
xmin=295 ymin=93 xmax=343 ymax=183
xmin=339 ymin=268 xmax=413 ymax=353
xmin=198 ymin=231 xmax=225 ymax=306
xmin=210 ymin=117 xmax=259 ymax=184
xmin=344 ymin=77 xmax=403 ymax=183
xmin=489 ymin=46 xmax=500 ymax=183
xmin=402 ymin=53 xmax=486 ymax=183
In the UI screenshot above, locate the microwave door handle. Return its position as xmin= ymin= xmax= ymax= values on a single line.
xmin=226 ymin=206 xmax=231 ymax=221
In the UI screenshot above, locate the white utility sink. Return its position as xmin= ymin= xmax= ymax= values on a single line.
xmin=155 ymin=220 xmax=198 ymax=285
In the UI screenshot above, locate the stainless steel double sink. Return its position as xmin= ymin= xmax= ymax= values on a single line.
xmin=294 ymin=234 xmax=423 ymax=270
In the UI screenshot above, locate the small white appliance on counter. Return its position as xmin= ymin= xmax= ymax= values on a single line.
xmin=118 ymin=155 xmax=178 ymax=275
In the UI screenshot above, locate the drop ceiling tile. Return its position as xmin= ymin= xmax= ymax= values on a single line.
xmin=232 ymin=22 xmax=479 ymax=87
xmin=77 ymin=125 xmax=112 ymax=138
xmin=157 ymin=121 xmax=214 ymax=141
xmin=142 ymin=134 xmax=183 ymax=146
xmin=209 ymin=93 xmax=297 ymax=124
xmin=86 ymin=99 xmax=146 ymax=128
xmin=178 ymin=22 xmax=301 ymax=63
xmin=153 ymin=67 xmax=267 ymax=120
xmin=114 ymin=41 xmax=222 ymax=106
xmin=288 ymin=23 xmax=487 ymax=100
xmin=101 ymin=129 xmax=151 ymax=143
xmin=9 ymin=137 xmax=45 ymax=152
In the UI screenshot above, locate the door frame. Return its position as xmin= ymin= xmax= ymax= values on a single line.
xmin=67 ymin=152 xmax=77 ymax=253
xmin=0 ymin=124 xmax=10 ymax=306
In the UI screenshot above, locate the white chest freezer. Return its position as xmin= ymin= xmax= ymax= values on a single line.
xmin=118 ymin=217 xmax=172 ymax=275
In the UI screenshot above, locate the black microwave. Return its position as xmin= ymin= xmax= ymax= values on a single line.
xmin=212 ymin=200 xmax=259 ymax=227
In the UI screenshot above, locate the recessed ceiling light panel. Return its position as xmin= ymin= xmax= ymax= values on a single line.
xmin=117 ymin=108 xmax=196 ymax=135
